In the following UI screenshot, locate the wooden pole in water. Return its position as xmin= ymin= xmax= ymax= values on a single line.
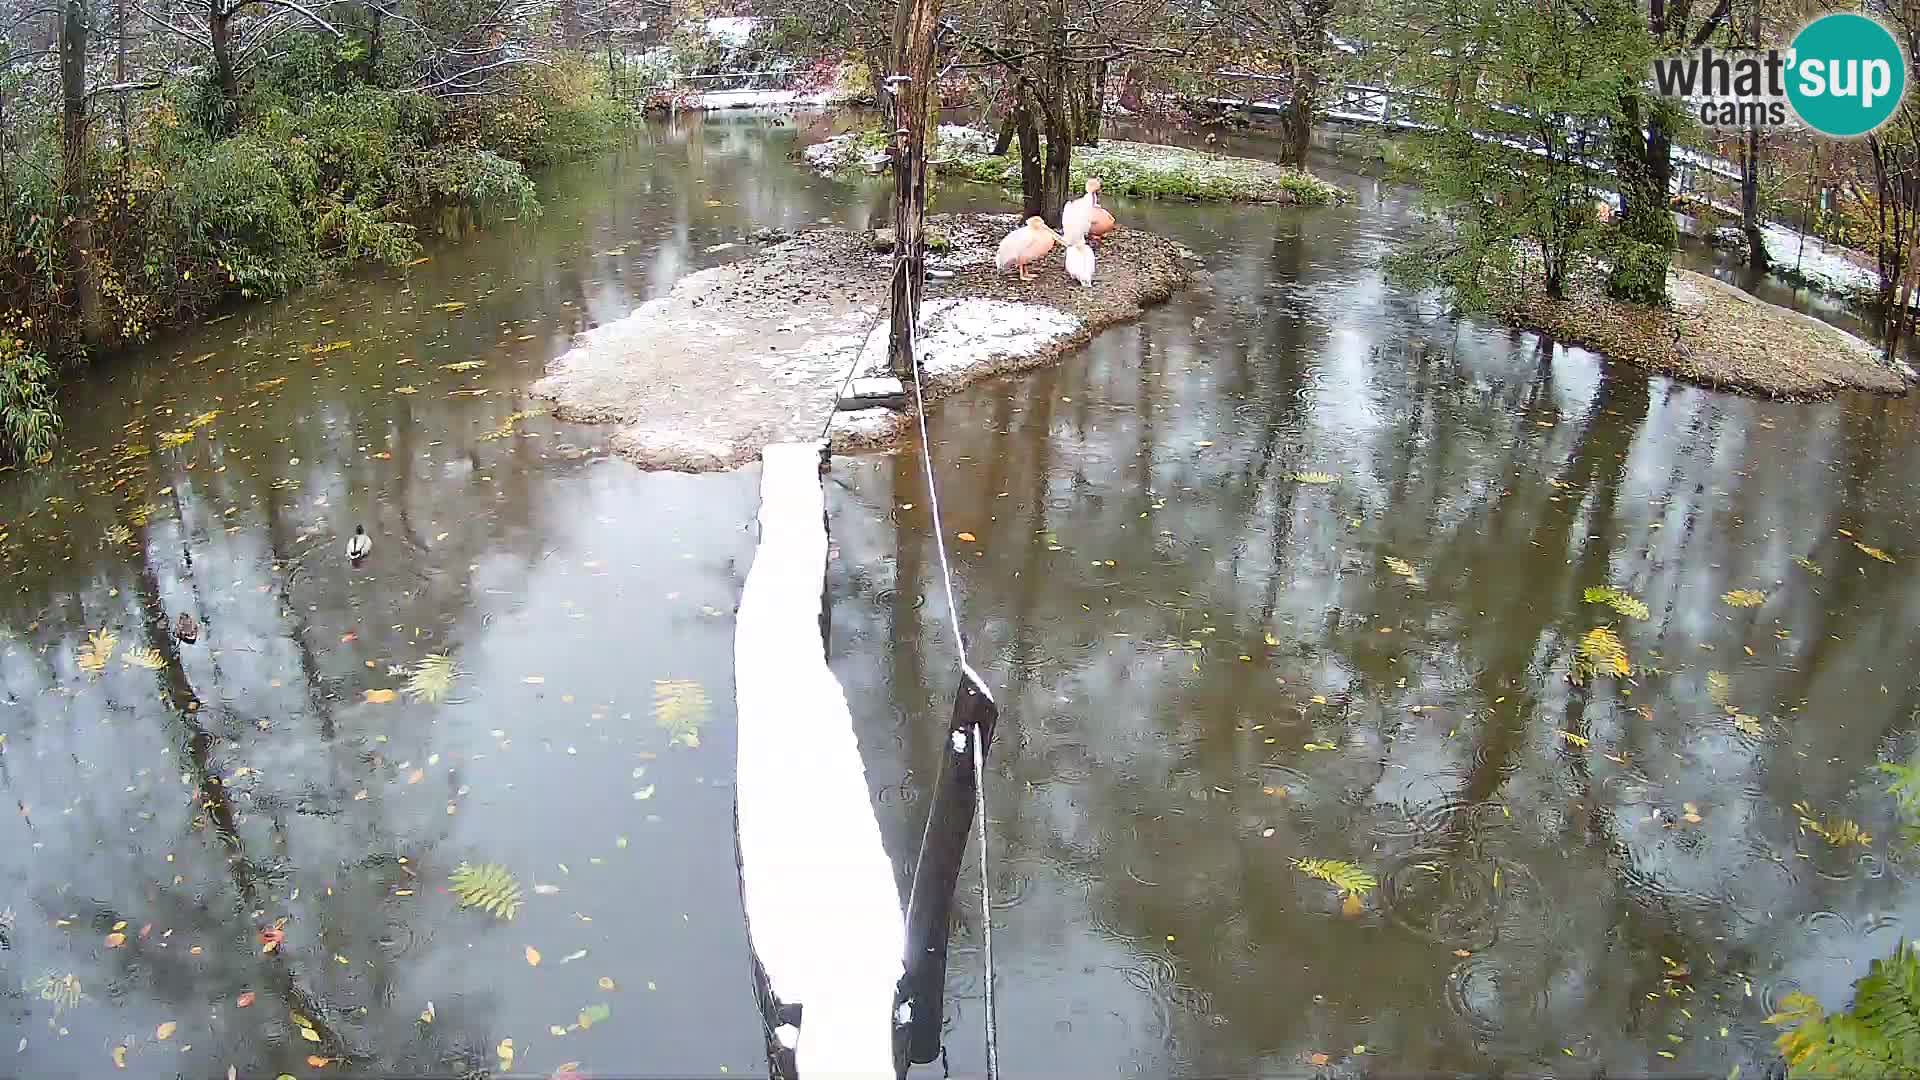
xmin=885 ymin=0 xmax=942 ymax=381
xmin=893 ymin=669 xmax=999 ymax=1073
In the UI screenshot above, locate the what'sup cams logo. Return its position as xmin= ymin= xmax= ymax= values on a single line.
xmin=1651 ymin=12 xmax=1909 ymax=137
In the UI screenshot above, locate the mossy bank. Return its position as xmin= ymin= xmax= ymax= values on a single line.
xmin=803 ymin=126 xmax=1348 ymax=206
xmin=1496 ymin=265 xmax=1909 ymax=400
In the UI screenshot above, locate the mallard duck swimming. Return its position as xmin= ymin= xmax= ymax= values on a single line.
xmin=347 ymin=525 xmax=372 ymax=562
xmin=174 ymin=612 xmax=198 ymax=643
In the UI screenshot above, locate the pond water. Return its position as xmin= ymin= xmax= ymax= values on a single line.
xmin=2 ymin=111 xmax=1918 ymax=1079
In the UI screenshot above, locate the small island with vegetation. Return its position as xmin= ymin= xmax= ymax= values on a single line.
xmin=805 ymin=124 xmax=1349 ymax=205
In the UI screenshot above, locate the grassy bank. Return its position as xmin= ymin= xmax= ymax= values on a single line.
xmin=0 ymin=53 xmax=633 ymax=462
xmin=803 ymin=126 xmax=1348 ymax=205
xmin=1491 ymin=261 xmax=1906 ymax=400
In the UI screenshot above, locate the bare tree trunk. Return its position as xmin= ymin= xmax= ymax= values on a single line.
xmin=1741 ymin=0 xmax=1767 ymax=271
xmin=364 ymin=0 xmax=383 ymax=83
xmin=211 ymin=1 xmax=238 ymax=129
xmin=560 ymin=0 xmax=581 ymax=48
xmin=1068 ymin=61 xmax=1102 ymax=145
xmin=114 ymin=0 xmax=129 ymax=172
xmin=1012 ymin=87 xmax=1043 ymax=219
xmin=1278 ymin=0 xmax=1331 ymax=166
xmin=61 ymin=0 xmax=105 ymax=345
xmin=1742 ymin=125 xmax=1768 ymax=270
xmin=884 ymin=0 xmax=941 ymax=380
xmin=992 ymin=111 xmax=1014 ymax=155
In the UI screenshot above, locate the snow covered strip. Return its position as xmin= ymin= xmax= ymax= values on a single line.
xmin=735 ymin=442 xmax=904 ymax=1078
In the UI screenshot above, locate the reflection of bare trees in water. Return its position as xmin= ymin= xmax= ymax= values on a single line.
xmin=850 ymin=278 xmax=1920 ymax=1070
xmin=0 ymin=366 xmax=612 ymax=1075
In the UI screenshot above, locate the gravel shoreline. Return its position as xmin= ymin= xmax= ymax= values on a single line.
xmin=531 ymin=214 xmax=1190 ymax=472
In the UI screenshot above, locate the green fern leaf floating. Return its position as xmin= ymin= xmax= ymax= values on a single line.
xmin=1292 ymin=857 xmax=1377 ymax=898
xmin=1583 ymin=585 xmax=1649 ymax=620
xmin=32 ymin=972 xmax=83 ymax=1014
xmin=1770 ymin=943 xmax=1920 ymax=1078
xmin=405 ymin=652 xmax=459 ymax=703
xmin=1794 ymin=802 xmax=1871 ymax=848
xmin=654 ymin=679 xmax=710 ymax=749
xmin=1569 ymin=626 xmax=1631 ymax=685
xmin=449 ymin=862 xmax=523 ymax=920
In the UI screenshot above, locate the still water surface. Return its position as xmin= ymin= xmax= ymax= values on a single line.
xmin=2 ymin=112 xmax=1918 ymax=1079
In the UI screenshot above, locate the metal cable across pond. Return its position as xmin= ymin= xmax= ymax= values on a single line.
xmin=902 ymin=292 xmax=1001 ymax=1080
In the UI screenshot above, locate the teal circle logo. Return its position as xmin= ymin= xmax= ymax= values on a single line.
xmin=1786 ymin=13 xmax=1907 ymax=137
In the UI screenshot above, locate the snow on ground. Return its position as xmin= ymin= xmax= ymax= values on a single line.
xmin=1758 ymin=224 xmax=1900 ymax=302
xmin=784 ymin=299 xmax=1085 ymax=387
xmin=802 ymin=132 xmax=886 ymax=171
xmin=855 ymin=298 xmax=1085 ymax=378
xmin=704 ymin=16 xmax=758 ymax=45
xmin=935 ymin=123 xmax=995 ymax=154
xmin=698 ymin=88 xmax=841 ymax=110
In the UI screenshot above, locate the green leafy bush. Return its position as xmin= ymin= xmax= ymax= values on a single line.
xmin=1604 ymin=238 xmax=1672 ymax=306
xmin=0 ymin=330 xmax=60 ymax=463
xmin=0 ymin=48 xmax=625 ymax=450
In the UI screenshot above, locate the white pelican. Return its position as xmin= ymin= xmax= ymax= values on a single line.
xmin=1065 ymin=242 xmax=1095 ymax=287
xmin=1061 ymin=177 xmax=1101 ymax=245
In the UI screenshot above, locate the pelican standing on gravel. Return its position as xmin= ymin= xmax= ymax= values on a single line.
xmin=1064 ymin=241 xmax=1096 ymax=287
xmin=1062 ymin=178 xmax=1100 ymax=245
xmin=1088 ymin=188 xmax=1116 ymax=247
xmin=995 ymin=217 xmax=1064 ymax=281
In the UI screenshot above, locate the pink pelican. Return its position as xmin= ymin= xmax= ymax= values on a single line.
xmin=994 ymin=216 xmax=1063 ymax=281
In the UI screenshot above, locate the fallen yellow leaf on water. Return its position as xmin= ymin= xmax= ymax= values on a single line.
xmin=1855 ymin=541 xmax=1897 ymax=564
xmin=112 ymin=921 xmax=127 ymax=931
xmin=364 ymin=689 xmax=397 ymax=704
xmin=306 ymin=1057 xmax=331 ymax=1068
xmin=299 ymin=1027 xmax=320 ymax=1043
xmin=105 ymin=932 xmax=126 ymax=948
xmin=1264 ymin=631 xmax=1280 ymax=646
xmin=1310 ymin=695 xmax=1328 ymax=705
xmin=434 ymin=301 xmax=468 ymax=312
xmin=155 ymin=1022 xmax=176 ymax=1041
xmin=957 ymin=532 xmax=977 ymax=542
xmin=497 ymin=1039 xmax=514 ymax=1070
xmin=524 ymin=676 xmax=546 ymax=684
xmin=112 ymin=1046 xmax=127 ymax=1068
xmin=1454 ymin=949 xmax=1472 ymax=958
xmin=406 ymin=769 xmax=424 ymax=784
xmin=598 ymin=977 xmax=617 ymax=991
xmin=525 ymin=946 xmax=542 ymax=967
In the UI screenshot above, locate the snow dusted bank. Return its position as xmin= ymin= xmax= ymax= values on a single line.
xmin=531 ymin=215 xmax=1190 ymax=472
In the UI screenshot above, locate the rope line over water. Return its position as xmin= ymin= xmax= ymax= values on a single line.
xmin=904 ymin=283 xmax=1001 ymax=1080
